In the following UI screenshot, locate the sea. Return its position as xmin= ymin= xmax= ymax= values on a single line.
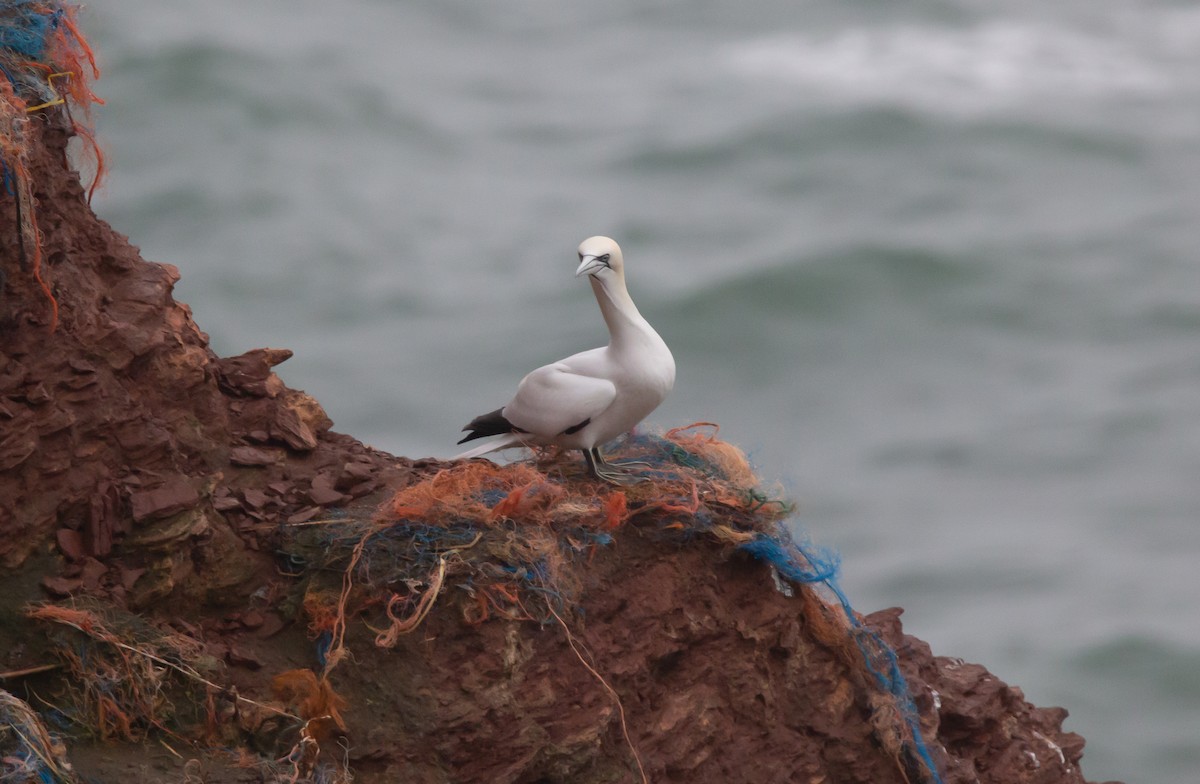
xmin=86 ymin=2 xmax=1200 ymax=781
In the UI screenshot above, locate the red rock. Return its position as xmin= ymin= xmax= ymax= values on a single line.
xmin=86 ymin=481 xmax=126 ymax=557
xmin=216 ymin=348 xmax=292 ymax=398
xmin=346 ymin=480 xmax=379 ymax=499
xmin=56 ymin=529 xmax=85 ymax=561
xmin=0 ymin=431 xmax=38 ymax=471
xmin=40 ymin=407 xmax=75 ymax=434
xmin=79 ymin=557 xmax=108 ymax=590
xmin=109 ymin=263 xmax=175 ymax=308
xmin=229 ymin=446 xmax=279 ymax=467
xmin=311 ymin=471 xmax=337 ymax=493
xmin=283 ymin=391 xmax=333 ymax=435
xmin=240 ymin=609 xmax=265 ymax=629
xmin=152 ymin=345 xmax=210 ymax=390
xmin=41 ymin=576 xmax=83 ymax=597
xmin=253 ymin=612 xmax=287 ymax=639
xmin=23 ymin=383 xmax=51 ymax=405
xmin=113 ymin=421 xmax=174 ymax=462
xmin=39 ymin=443 xmax=74 ymax=476
xmin=335 ymin=460 xmax=375 ymax=490
xmin=241 ymin=488 xmax=269 ymax=510
xmin=129 ymin=477 xmax=199 ymax=522
xmin=61 ymin=373 xmax=98 ymax=390
xmin=306 ymin=483 xmax=345 ymax=507
xmin=271 ymin=406 xmax=318 ymax=451
xmin=170 ymin=617 xmax=203 ymax=639
xmin=287 ymin=506 xmax=321 ymax=524
xmin=73 ymin=441 xmax=104 ymax=459
xmin=119 ymin=566 xmax=147 ymax=592
xmin=212 ymin=495 xmax=242 ymax=512
xmin=0 ymin=361 xmax=29 ymax=392
xmin=225 ymin=644 xmax=263 ymax=670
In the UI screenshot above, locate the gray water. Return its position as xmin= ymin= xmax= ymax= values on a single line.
xmin=87 ymin=2 xmax=1200 ymax=781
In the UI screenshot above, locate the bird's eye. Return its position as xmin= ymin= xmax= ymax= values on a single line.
xmin=598 ymin=254 xmax=610 ymax=264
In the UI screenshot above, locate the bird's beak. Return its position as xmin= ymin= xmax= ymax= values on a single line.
xmin=575 ymin=255 xmax=605 ymax=277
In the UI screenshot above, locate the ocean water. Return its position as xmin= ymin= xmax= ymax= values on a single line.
xmin=85 ymin=2 xmax=1200 ymax=781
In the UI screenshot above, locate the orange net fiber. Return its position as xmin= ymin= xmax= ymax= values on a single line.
xmin=24 ymin=603 xmax=207 ymax=742
xmin=286 ymin=424 xmax=794 ymax=670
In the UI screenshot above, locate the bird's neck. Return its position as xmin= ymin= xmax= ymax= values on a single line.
xmin=591 ymin=275 xmax=655 ymax=351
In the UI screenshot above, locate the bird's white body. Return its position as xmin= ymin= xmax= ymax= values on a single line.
xmin=456 ymin=237 xmax=675 ymax=464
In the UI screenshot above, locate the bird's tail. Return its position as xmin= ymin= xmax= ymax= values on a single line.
xmin=453 ymin=433 xmax=529 ymax=461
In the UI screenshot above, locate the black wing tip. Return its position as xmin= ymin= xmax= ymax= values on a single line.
xmin=561 ymin=417 xmax=590 ymax=436
xmin=457 ymin=407 xmax=517 ymax=445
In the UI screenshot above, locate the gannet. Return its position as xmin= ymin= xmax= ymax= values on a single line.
xmin=455 ymin=236 xmax=675 ymax=483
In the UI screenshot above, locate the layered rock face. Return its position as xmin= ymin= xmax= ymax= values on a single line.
xmin=1 ymin=119 xmax=404 ymax=605
xmin=316 ymin=532 xmax=1096 ymax=784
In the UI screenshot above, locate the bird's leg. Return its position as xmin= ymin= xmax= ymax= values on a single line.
xmin=583 ymin=447 xmax=645 ymax=485
xmin=599 ymin=442 xmax=664 ymax=471
xmin=609 ymin=455 xmax=653 ymax=469
xmin=596 ymin=439 xmax=654 ymax=470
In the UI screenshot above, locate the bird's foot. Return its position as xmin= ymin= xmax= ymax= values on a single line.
xmin=584 ymin=448 xmax=649 ymax=485
xmin=591 ymin=463 xmax=647 ymax=486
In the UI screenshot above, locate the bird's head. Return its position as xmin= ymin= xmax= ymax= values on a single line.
xmin=575 ymin=236 xmax=624 ymax=280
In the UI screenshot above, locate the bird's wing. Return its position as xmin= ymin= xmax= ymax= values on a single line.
xmin=503 ymin=362 xmax=616 ymax=437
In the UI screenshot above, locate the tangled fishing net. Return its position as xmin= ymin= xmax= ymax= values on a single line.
xmin=22 ymin=602 xmax=352 ymax=783
xmin=286 ymin=424 xmax=793 ymax=661
xmin=283 ymin=423 xmax=943 ymax=783
xmin=0 ymin=689 xmax=79 ymax=784
xmin=17 ymin=428 xmax=941 ymax=781
xmin=23 ymin=602 xmax=217 ymax=742
xmin=0 ymin=1 xmax=104 ymax=332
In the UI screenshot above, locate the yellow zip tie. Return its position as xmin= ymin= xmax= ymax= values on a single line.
xmin=25 ymin=72 xmax=73 ymax=113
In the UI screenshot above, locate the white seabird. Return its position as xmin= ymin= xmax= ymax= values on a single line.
xmin=455 ymin=236 xmax=675 ymax=483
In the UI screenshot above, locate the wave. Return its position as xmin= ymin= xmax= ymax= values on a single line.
xmin=669 ymin=245 xmax=978 ymax=322
xmin=1073 ymin=634 xmax=1200 ymax=708
xmin=723 ymin=18 xmax=1183 ymax=114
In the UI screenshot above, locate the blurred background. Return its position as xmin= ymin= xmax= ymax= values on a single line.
xmin=87 ymin=2 xmax=1200 ymax=781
